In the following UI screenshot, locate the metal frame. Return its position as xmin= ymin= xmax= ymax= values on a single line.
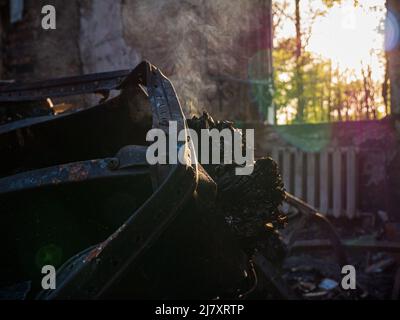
xmin=0 ymin=61 xmax=200 ymax=299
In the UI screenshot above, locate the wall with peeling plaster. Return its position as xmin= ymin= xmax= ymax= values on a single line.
xmin=79 ymin=0 xmax=140 ymax=74
xmin=79 ymin=0 xmax=272 ymax=118
xmin=2 ymin=0 xmax=272 ymax=119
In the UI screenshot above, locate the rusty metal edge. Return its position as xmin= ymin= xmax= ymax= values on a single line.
xmin=33 ymin=61 xmax=198 ymax=299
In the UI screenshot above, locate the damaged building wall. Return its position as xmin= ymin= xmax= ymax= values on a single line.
xmin=1 ymin=0 xmax=82 ymax=80
xmin=78 ymin=1 xmax=140 ymax=74
xmin=1 ymin=0 xmax=273 ymax=119
xmin=80 ymin=0 xmax=273 ymax=119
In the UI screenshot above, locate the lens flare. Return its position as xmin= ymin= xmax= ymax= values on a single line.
xmin=248 ymin=49 xmax=274 ymax=119
xmin=274 ymin=124 xmax=332 ymax=153
xmin=35 ymin=244 xmax=63 ymax=269
xmin=385 ymin=10 xmax=400 ymax=51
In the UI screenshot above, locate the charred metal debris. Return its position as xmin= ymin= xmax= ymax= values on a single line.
xmin=1 ymin=62 xmax=400 ymax=300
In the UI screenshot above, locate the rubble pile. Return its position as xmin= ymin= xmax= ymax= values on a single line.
xmin=281 ymin=205 xmax=400 ymax=299
xmin=187 ymin=112 xmax=288 ymax=262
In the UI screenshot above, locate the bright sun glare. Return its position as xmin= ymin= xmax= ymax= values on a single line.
xmin=276 ymin=0 xmax=387 ymax=82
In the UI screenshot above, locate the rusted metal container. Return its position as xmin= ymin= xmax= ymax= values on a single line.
xmin=0 ymin=62 xmax=249 ymax=300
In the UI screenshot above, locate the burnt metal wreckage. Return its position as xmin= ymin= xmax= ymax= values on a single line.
xmin=0 ymin=61 xmax=347 ymax=300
